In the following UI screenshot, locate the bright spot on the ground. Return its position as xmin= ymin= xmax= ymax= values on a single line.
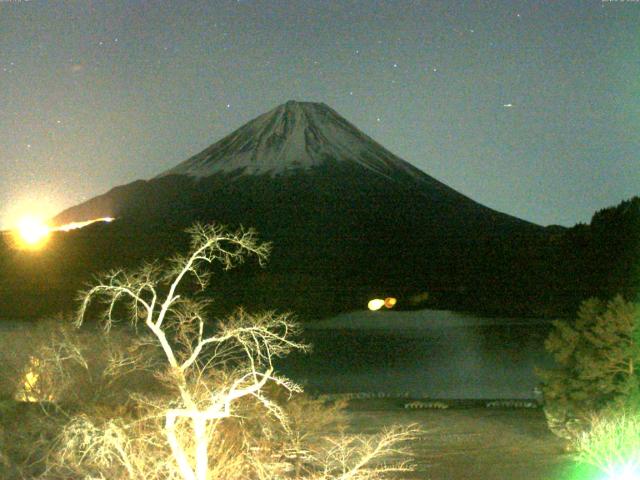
xmin=368 ymin=297 xmax=398 ymax=311
xmin=15 ymin=215 xmax=51 ymax=249
xmin=607 ymin=463 xmax=640 ymax=480
xmin=368 ymin=299 xmax=385 ymax=311
xmin=15 ymin=356 xmax=52 ymax=402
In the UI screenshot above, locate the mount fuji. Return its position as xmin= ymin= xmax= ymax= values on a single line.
xmin=36 ymin=101 xmax=552 ymax=317
xmin=55 ymin=101 xmax=540 ymax=234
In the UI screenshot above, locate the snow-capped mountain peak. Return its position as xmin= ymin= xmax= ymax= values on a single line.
xmin=157 ymin=100 xmax=417 ymax=179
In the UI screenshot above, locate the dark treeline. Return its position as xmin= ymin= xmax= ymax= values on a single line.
xmin=0 ymin=196 xmax=638 ymax=321
xmin=449 ymin=196 xmax=639 ymax=317
xmin=552 ymin=196 xmax=640 ymax=312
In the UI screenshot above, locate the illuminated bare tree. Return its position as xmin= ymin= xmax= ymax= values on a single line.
xmin=59 ymin=223 xmax=422 ymax=480
xmin=76 ymin=223 xmax=308 ymax=480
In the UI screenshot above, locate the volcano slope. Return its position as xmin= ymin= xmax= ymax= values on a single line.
xmin=2 ymin=101 xmax=556 ymax=319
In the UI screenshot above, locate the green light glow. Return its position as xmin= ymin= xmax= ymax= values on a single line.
xmin=559 ymin=461 xmax=599 ymax=480
xmin=569 ymin=413 xmax=640 ymax=480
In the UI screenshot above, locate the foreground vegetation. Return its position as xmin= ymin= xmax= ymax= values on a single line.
xmin=1 ymin=214 xmax=639 ymax=478
xmin=0 ymin=224 xmax=419 ymax=479
xmin=539 ymin=295 xmax=640 ymax=477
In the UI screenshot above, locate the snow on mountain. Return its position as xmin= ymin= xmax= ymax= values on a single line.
xmin=157 ymin=100 xmax=425 ymax=182
xmin=55 ymin=99 xmax=536 ymax=232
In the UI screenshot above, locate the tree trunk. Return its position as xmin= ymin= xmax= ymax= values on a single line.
xmin=194 ymin=416 xmax=209 ymax=480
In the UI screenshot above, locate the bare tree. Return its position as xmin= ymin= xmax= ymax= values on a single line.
xmin=75 ymin=224 xmax=308 ymax=480
xmin=56 ymin=223 xmax=421 ymax=480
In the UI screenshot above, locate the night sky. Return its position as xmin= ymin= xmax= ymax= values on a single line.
xmin=1 ymin=0 xmax=638 ymax=229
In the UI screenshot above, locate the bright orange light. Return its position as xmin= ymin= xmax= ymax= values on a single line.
xmin=384 ymin=297 xmax=397 ymax=309
xmin=15 ymin=215 xmax=51 ymax=249
xmin=368 ymin=299 xmax=385 ymax=311
xmin=9 ymin=215 xmax=116 ymax=251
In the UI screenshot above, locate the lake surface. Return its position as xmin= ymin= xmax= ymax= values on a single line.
xmin=279 ymin=309 xmax=554 ymax=399
xmin=1 ymin=309 xmax=556 ymax=400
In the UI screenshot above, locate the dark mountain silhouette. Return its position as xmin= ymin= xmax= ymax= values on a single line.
xmin=2 ymin=101 xmax=570 ymax=319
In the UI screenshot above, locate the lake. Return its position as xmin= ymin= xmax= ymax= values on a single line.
xmin=279 ymin=309 xmax=555 ymax=399
xmin=1 ymin=309 xmax=556 ymax=400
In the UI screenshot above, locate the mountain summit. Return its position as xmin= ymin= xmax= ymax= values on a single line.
xmin=156 ymin=99 xmax=456 ymax=210
xmin=158 ymin=100 xmax=421 ymax=179
xmin=150 ymin=100 xmax=500 ymax=214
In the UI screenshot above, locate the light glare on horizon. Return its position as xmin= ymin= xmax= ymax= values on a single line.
xmin=55 ymin=217 xmax=115 ymax=232
xmin=9 ymin=215 xmax=116 ymax=251
xmin=15 ymin=215 xmax=51 ymax=249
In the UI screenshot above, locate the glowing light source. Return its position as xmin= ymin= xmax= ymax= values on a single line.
xmin=573 ymin=413 xmax=640 ymax=480
xmin=368 ymin=299 xmax=385 ymax=311
xmin=607 ymin=462 xmax=640 ymax=480
xmin=368 ymin=297 xmax=398 ymax=311
xmin=15 ymin=215 xmax=51 ymax=249
xmin=384 ymin=297 xmax=397 ymax=309
xmin=15 ymin=356 xmax=53 ymax=402
xmin=8 ymin=215 xmax=116 ymax=250
xmin=55 ymin=217 xmax=115 ymax=232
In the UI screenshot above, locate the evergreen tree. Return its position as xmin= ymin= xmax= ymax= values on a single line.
xmin=538 ymin=296 xmax=640 ymax=438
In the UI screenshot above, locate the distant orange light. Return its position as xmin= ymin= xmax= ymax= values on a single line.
xmin=384 ymin=297 xmax=397 ymax=309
